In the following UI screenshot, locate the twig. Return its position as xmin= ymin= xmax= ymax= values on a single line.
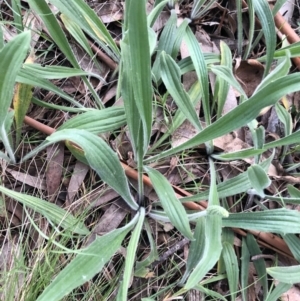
xmin=88 ymin=40 xmax=118 ymax=70
xmin=150 ymin=238 xmax=190 ymax=269
xmin=22 ymin=114 xmax=294 ymax=258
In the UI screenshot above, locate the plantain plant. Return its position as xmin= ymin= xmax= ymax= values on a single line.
xmin=1 ymin=0 xmax=300 ymax=300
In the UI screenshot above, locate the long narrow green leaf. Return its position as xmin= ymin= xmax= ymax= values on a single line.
xmin=31 ymin=97 xmax=88 ymax=113
xmin=253 ymin=0 xmax=276 ymax=76
xmin=149 ymin=80 xmax=202 ymax=152
xmin=265 ymin=195 xmax=300 ymax=205
xmin=248 ymin=164 xmax=271 ymax=197
xmin=135 ymin=219 xmax=159 ymax=277
xmin=184 ymin=26 xmax=210 ymax=126
xmin=255 ymin=56 xmax=291 ymax=93
xmin=243 ymin=0 xmax=255 ymax=59
xmin=28 ymin=0 xmax=79 ymax=67
xmin=144 ymin=73 xmax=300 ymax=163
xmin=184 ymin=215 xmax=222 ymax=290
xmin=213 ymin=128 xmax=300 ymax=161
xmin=222 ymin=242 xmax=239 ymax=301
xmin=266 ymin=282 xmax=292 ymax=301
xmin=210 ymin=65 xmax=246 ymax=98
xmin=28 ymin=0 xmax=103 ymax=108
xmin=182 ymin=156 xmax=272 ymax=202
xmin=17 ymin=69 xmax=85 ymax=108
xmin=267 ymin=265 xmax=300 ymax=284
xmin=236 ymin=0 xmax=243 ymax=55
xmin=0 ymin=185 xmax=89 ymax=235
xmin=0 ymin=31 xmax=30 ymax=126
xmin=264 ymin=41 xmax=300 ymax=59
xmin=283 ymin=234 xmax=300 ymax=262
xmin=58 ymin=107 xmax=126 ymax=134
xmin=117 ymin=207 xmax=145 ymax=300
xmin=246 ymin=234 xmax=268 ymax=299
xmin=180 ymin=217 xmax=205 ymax=284
xmin=212 ymin=149 xmax=264 ymax=161
xmin=223 ymin=209 xmax=300 ymax=234
xmin=23 ymin=63 xmax=104 ymax=81
xmin=49 ymin=0 xmax=119 ymax=60
xmin=13 ymin=82 xmax=33 ymax=146
xmin=148 ymin=0 xmax=169 ymax=27
xmin=214 ymin=42 xmax=233 ymax=118
xmin=60 ymin=13 xmax=105 ymax=75
xmin=37 ymin=213 xmax=139 ymax=301
xmin=120 ymin=39 xmax=141 ymax=158
xmin=145 ymin=166 xmax=194 ymax=240
xmin=160 ymin=52 xmax=202 ymax=131
xmin=241 ymin=237 xmax=250 ymax=301
xmin=194 ymin=285 xmax=227 ymax=300
xmin=127 ymin=0 xmax=153 ymax=156
xmin=179 ymin=54 xmax=221 ymax=74
xmin=0 ymin=31 xmax=30 ymax=162
xmin=12 ymin=0 xmax=23 ymax=32
xmin=44 ymin=130 xmax=138 ymax=210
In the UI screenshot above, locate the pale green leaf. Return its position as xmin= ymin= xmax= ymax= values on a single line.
xmin=58 ymin=107 xmax=126 ymax=134
xmin=214 ymin=41 xmax=234 ymax=118
xmin=120 ymin=39 xmax=141 ymax=159
xmin=117 ymin=207 xmax=145 ymax=300
xmin=275 ymin=102 xmax=292 ymax=136
xmin=0 ymin=31 xmax=30 ymax=126
xmin=267 ymin=265 xmax=300 ymax=284
xmin=288 ymin=185 xmax=300 ymax=198
xmin=148 ymin=0 xmax=169 ymax=27
xmin=135 ymin=219 xmax=159 ymax=277
xmin=37 ymin=213 xmax=139 ymax=301
xmin=184 ymin=215 xmax=222 ymax=290
xmin=13 ymin=82 xmax=33 ymax=146
xmin=144 ymin=73 xmax=300 ymax=163
xmin=265 ymin=282 xmax=292 ymax=301
xmin=23 ymin=63 xmax=104 ymax=81
xmin=253 ymin=0 xmax=276 ymax=76
xmin=247 ymin=164 xmax=271 ymax=197
xmin=145 ymin=166 xmax=194 ymax=240
xmin=222 ymin=242 xmax=239 ymax=301
xmin=126 ymin=0 xmax=153 ymax=156
xmin=48 ymin=0 xmax=119 ymax=60
xmin=241 ymin=237 xmax=250 ymax=301
xmin=255 ymin=56 xmax=291 ymax=93
xmin=149 ymin=80 xmax=202 ymax=152
xmin=0 ymin=185 xmax=89 ymax=235
xmin=44 ymin=130 xmax=138 ymax=210
xmin=181 ymin=155 xmax=272 ymax=202
xmin=211 ymin=149 xmax=264 ymax=161
xmin=210 ymin=65 xmax=247 ymax=99
xmin=28 ymin=0 xmax=103 ymax=107
xmin=246 ymin=234 xmax=268 ymax=299
xmin=265 ymin=195 xmax=300 ymax=205
xmin=184 ymin=26 xmax=210 ymax=126
xmin=31 ymin=97 xmax=89 ymax=113
xmin=223 ymin=209 xmax=300 ymax=234
xmin=60 ymin=13 xmax=104 ymax=76
xmin=160 ymin=52 xmax=202 ymax=131
xmin=17 ymin=69 xmax=85 ymax=108
xmin=180 ymin=217 xmax=205 ymax=284
xmin=179 ymin=54 xmax=221 ymax=74
xmin=283 ymin=234 xmax=300 ymax=262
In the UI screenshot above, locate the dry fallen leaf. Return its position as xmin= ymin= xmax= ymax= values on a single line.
xmin=6 ymin=168 xmax=46 ymax=190
xmin=67 ymin=160 xmax=89 ymax=205
xmin=46 ymin=143 xmax=64 ymax=202
xmin=234 ymin=59 xmax=264 ymax=97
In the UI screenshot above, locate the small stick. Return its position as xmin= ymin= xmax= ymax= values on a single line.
xmin=150 ymin=237 xmax=190 ymax=269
